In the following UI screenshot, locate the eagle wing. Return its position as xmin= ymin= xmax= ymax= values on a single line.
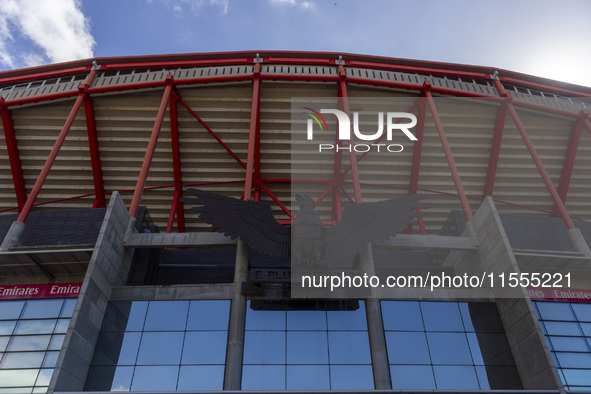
xmin=181 ymin=188 xmax=291 ymax=259
xmin=323 ymin=194 xmax=428 ymax=260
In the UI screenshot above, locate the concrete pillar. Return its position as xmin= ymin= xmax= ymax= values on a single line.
xmin=223 ymin=239 xmax=249 ymax=390
xmin=359 ymin=245 xmax=392 ymax=390
xmin=472 ymin=197 xmax=564 ymax=390
xmin=47 ymin=192 xmax=134 ymax=393
xmin=568 ymin=227 xmax=591 ymax=257
xmin=0 ymin=220 xmax=25 ymax=251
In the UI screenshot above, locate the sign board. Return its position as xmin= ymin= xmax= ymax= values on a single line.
xmin=0 ymin=283 xmax=82 ymax=300
xmin=528 ymin=287 xmax=591 ymax=303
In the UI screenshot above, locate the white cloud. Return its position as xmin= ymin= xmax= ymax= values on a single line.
xmin=268 ymin=0 xmax=316 ymax=10
xmin=0 ymin=0 xmax=95 ymax=69
xmin=154 ymin=0 xmax=229 ymax=16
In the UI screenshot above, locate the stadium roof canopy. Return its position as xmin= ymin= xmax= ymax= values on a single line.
xmin=1 ymin=50 xmax=590 ymax=236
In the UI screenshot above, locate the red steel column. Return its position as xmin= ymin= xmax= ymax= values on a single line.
xmin=168 ymin=92 xmax=185 ymax=232
xmin=17 ymin=69 xmax=97 ymax=223
xmin=338 ymin=64 xmax=362 ymax=204
xmin=129 ymin=75 xmax=174 ymax=218
xmin=552 ymin=111 xmax=587 ymax=217
xmin=243 ymin=63 xmax=261 ymax=201
xmin=505 ymin=100 xmax=575 ymax=230
xmin=84 ymin=95 xmax=106 ymax=208
xmin=424 ymin=82 xmax=474 ymax=222
xmin=0 ymin=99 xmax=28 ymax=211
xmin=406 ymin=94 xmax=427 ymax=234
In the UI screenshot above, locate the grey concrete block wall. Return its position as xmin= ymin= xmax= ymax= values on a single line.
xmin=49 ymin=192 xmax=134 ymax=393
xmin=473 ymin=198 xmax=563 ymax=390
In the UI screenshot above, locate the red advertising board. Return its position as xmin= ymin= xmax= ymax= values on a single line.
xmin=0 ymin=283 xmax=82 ymax=300
xmin=528 ymin=287 xmax=591 ymax=303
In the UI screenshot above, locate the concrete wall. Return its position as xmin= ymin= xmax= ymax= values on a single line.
xmin=49 ymin=192 xmax=134 ymax=393
xmin=473 ymin=198 xmax=563 ymax=390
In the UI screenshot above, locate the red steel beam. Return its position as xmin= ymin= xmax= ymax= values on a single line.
xmin=169 ymin=93 xmax=185 ymax=232
xmin=17 ymin=69 xmax=97 ymax=223
xmin=552 ymin=110 xmax=588 ymax=217
xmin=84 ymin=95 xmax=106 ymax=208
xmin=177 ymin=97 xmax=246 ymax=169
xmin=424 ymin=83 xmax=474 ymax=222
xmin=243 ymin=63 xmax=261 ymax=201
xmin=129 ymin=75 xmax=174 ymax=218
xmin=166 ymin=190 xmax=181 ymax=233
xmin=260 ymin=184 xmax=292 ymax=218
xmin=505 ymin=101 xmax=575 ymax=230
xmin=0 ymin=99 xmax=28 ymax=211
xmin=338 ymin=65 xmax=362 ymax=204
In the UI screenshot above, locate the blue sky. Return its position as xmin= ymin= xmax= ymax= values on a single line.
xmin=1 ymin=0 xmax=590 ymax=87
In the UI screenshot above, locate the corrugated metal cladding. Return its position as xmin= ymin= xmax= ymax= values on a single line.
xmin=0 ymin=53 xmax=590 ymax=234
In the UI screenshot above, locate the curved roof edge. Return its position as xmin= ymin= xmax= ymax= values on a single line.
xmin=0 ymin=50 xmax=590 ymax=97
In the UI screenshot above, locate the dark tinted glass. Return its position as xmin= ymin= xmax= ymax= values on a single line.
xmin=330 ymin=365 xmax=374 ymax=390
xmin=382 ymin=301 xmax=423 ymax=331
xmin=242 ymin=365 xmax=285 ymax=391
xmin=421 ymin=302 xmax=464 ymax=331
xmin=177 ymin=365 xmax=224 ymax=390
xmin=390 ymin=365 xmax=435 ymax=390
xmin=143 ymin=301 xmax=188 ymax=331
xmin=136 ymin=332 xmax=183 ymax=365
xmin=433 ymin=365 xmax=479 ymax=389
xmin=21 ymin=300 xmax=63 ymax=319
xmin=327 ymin=302 xmax=367 ymax=330
xmin=186 ymin=300 xmax=230 ymax=330
xmin=386 ymin=332 xmax=430 ymax=364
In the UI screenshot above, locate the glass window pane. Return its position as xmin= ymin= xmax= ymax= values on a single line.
xmin=390 ymin=365 xmax=435 ymax=390
xmin=245 ymin=303 xmax=285 ymax=330
xmin=433 ymin=365 xmax=479 ymax=389
xmin=181 ymin=331 xmax=227 ymax=365
xmin=556 ymin=352 xmax=591 ymax=368
xmin=178 ymin=365 xmax=224 ymax=391
xmin=0 ymin=369 xmax=39 ymax=387
xmin=0 ymin=388 xmax=32 ymax=393
xmin=428 ymin=332 xmax=473 ymax=364
xmin=0 ymin=337 xmax=8 ymax=352
xmin=461 ymin=303 xmax=505 ymax=333
xmin=186 ymin=300 xmax=230 ymax=331
xmin=143 ymin=301 xmax=188 ymax=331
xmin=537 ymin=302 xmax=575 ymax=321
xmin=328 ymin=331 xmax=371 ymax=364
xmin=117 ymin=332 xmax=142 ymax=365
xmin=0 ymin=352 xmax=45 ymax=369
xmin=242 ymin=365 xmax=285 ymax=391
xmin=543 ymin=321 xmax=582 ymax=336
xmin=581 ymin=323 xmax=591 ymax=336
xmin=330 ymin=365 xmax=374 ymax=390
xmin=131 ymin=366 xmax=179 ymax=391
xmin=421 ymin=302 xmax=464 ymax=331
xmin=287 ymin=310 xmax=326 ymax=330
xmin=573 ymin=304 xmax=591 ymax=322
xmin=562 ymin=369 xmax=591 ymax=386
xmin=286 ymin=365 xmax=330 ymax=390
xmin=382 ymin=301 xmax=423 ymax=331
xmin=243 ymin=331 xmax=285 ymax=364
xmin=550 ymin=336 xmax=589 ymax=352
xmin=14 ymin=319 xmax=56 ymax=335
xmin=21 ymin=299 xmax=63 ymax=319
xmin=386 ymin=332 xmax=430 ymax=364
xmin=466 ymin=332 xmax=515 ymax=366
xmin=476 ymin=365 xmax=522 ymax=390
xmin=287 ymin=331 xmax=328 ymax=364
xmin=327 ymin=302 xmax=367 ymax=330
xmin=111 ymin=366 xmax=134 ymax=391
xmin=42 ymin=351 xmax=59 ymax=368
xmin=136 ymin=332 xmax=184 ymax=365
xmin=35 ymin=368 xmax=53 ymax=386
xmin=48 ymin=334 xmax=65 ymax=351
xmin=0 ymin=322 xmax=15 ymax=336
xmin=125 ymin=301 xmax=148 ymax=331
xmin=60 ymin=298 xmax=77 ymax=318
xmin=54 ymin=319 xmax=69 ymax=334
xmin=7 ymin=335 xmax=51 ymax=351
xmin=0 ymin=301 xmax=25 ymax=320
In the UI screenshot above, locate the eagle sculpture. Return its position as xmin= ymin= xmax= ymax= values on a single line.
xmin=181 ymin=188 xmax=428 ymax=267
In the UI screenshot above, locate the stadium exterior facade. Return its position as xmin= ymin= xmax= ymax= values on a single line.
xmin=0 ymin=51 xmax=591 ymax=393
